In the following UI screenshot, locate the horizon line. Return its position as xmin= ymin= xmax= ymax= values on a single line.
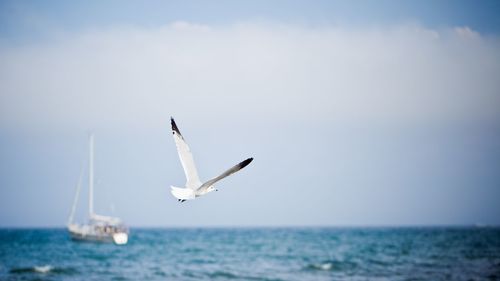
xmin=1 ymin=224 xmax=498 ymax=229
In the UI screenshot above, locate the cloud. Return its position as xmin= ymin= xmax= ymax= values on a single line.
xmin=0 ymin=22 xmax=499 ymax=132
xmin=454 ymin=26 xmax=480 ymax=39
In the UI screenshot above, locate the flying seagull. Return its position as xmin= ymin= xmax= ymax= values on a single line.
xmin=170 ymin=117 xmax=253 ymax=202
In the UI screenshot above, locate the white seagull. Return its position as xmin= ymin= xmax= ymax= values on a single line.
xmin=170 ymin=117 xmax=253 ymax=202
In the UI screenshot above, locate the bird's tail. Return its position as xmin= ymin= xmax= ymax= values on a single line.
xmin=170 ymin=186 xmax=195 ymax=200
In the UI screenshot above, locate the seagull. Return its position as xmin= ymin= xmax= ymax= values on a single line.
xmin=170 ymin=117 xmax=253 ymax=202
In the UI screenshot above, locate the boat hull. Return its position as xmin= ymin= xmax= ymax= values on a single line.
xmin=68 ymin=224 xmax=128 ymax=245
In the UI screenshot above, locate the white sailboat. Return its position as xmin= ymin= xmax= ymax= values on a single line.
xmin=67 ymin=133 xmax=128 ymax=245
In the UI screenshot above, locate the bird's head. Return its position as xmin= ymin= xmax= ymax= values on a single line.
xmin=207 ymin=185 xmax=218 ymax=193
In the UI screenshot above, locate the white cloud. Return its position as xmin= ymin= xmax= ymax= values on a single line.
xmin=1 ymin=23 xmax=499 ymax=132
xmin=454 ymin=26 xmax=480 ymax=39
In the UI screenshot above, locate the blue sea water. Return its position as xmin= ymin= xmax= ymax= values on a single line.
xmin=0 ymin=227 xmax=499 ymax=281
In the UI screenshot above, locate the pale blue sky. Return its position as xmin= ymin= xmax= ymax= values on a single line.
xmin=1 ymin=1 xmax=499 ymax=227
xmin=1 ymin=0 xmax=500 ymax=45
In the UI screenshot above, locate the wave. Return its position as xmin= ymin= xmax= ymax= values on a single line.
xmin=305 ymin=260 xmax=358 ymax=272
xmin=9 ymin=265 xmax=77 ymax=275
xmin=207 ymin=270 xmax=284 ymax=281
xmin=34 ymin=265 xmax=52 ymax=273
xmin=306 ymin=261 xmax=335 ymax=271
xmin=208 ymin=271 xmax=239 ymax=279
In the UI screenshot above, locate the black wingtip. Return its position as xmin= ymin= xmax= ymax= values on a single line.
xmin=171 ymin=117 xmax=182 ymax=136
xmin=239 ymin=157 xmax=253 ymax=169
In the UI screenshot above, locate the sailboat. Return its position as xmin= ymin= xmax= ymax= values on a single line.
xmin=67 ymin=133 xmax=129 ymax=245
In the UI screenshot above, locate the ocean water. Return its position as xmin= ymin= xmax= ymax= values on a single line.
xmin=1 ymin=227 xmax=499 ymax=281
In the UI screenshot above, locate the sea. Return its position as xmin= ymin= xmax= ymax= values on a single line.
xmin=0 ymin=227 xmax=499 ymax=281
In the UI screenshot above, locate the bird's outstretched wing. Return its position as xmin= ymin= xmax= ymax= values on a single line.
xmin=171 ymin=118 xmax=202 ymax=189
xmin=198 ymin=158 xmax=253 ymax=192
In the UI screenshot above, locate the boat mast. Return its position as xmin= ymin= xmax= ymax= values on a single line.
xmin=68 ymin=164 xmax=84 ymax=225
xmin=89 ymin=133 xmax=94 ymax=217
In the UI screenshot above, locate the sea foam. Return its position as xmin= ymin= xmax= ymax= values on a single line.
xmin=34 ymin=265 xmax=53 ymax=273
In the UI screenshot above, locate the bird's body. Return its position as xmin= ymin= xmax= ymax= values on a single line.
xmin=170 ymin=118 xmax=253 ymax=202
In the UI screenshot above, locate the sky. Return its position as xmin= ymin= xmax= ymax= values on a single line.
xmin=1 ymin=0 xmax=499 ymax=227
